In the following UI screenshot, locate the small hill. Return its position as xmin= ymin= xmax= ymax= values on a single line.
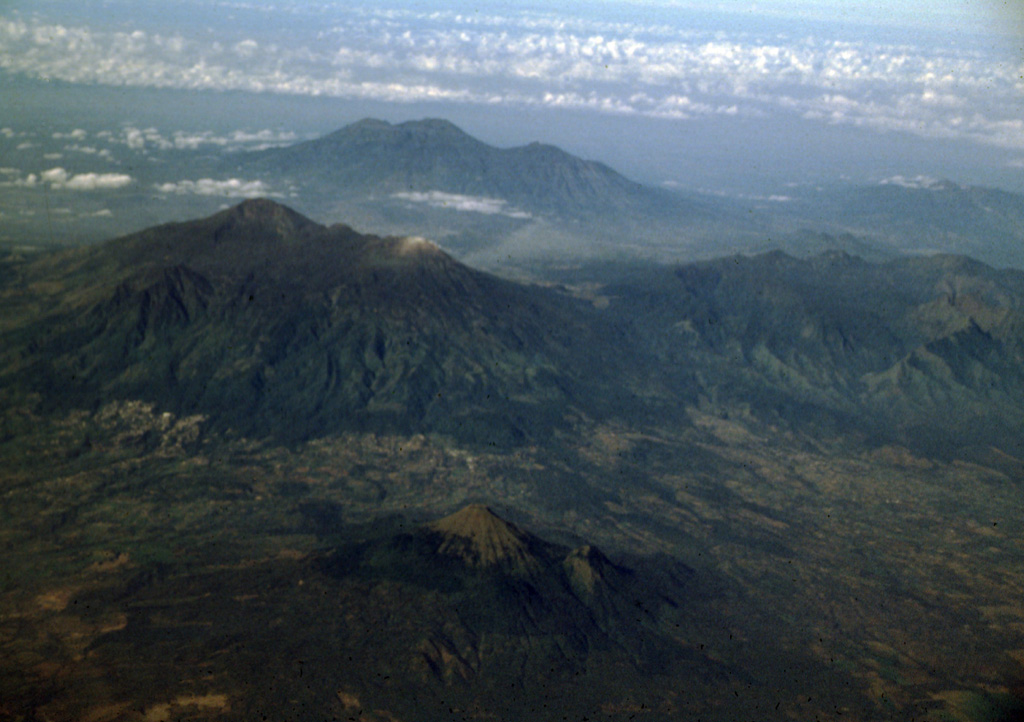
xmin=315 ymin=505 xmax=693 ymax=675
xmin=57 ymin=505 xmax=710 ymax=722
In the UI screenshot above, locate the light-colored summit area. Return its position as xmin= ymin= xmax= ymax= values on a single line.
xmin=426 ymin=505 xmax=540 ymax=569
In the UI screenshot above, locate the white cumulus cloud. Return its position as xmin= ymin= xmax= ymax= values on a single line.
xmin=52 ymin=129 xmax=87 ymax=140
xmin=111 ymin=126 xmax=302 ymax=152
xmin=878 ymin=175 xmax=951 ymax=190
xmin=155 ymin=178 xmax=276 ymax=197
xmin=393 ymin=190 xmax=531 ymax=218
xmin=39 ymin=167 xmax=133 ymax=190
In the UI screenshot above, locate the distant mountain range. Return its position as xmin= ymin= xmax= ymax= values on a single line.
xmin=2 ymin=116 xmax=1022 ymax=272
xmin=793 ymin=179 xmax=1024 ymax=269
xmin=224 ymin=118 xmax=745 ymax=265
xmin=219 ymin=118 xmax=1024 ymax=271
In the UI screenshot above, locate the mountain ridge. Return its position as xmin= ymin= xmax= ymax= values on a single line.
xmin=5 ymin=200 xmax=1024 ymax=457
xmin=0 ymin=199 xmax=634 ymax=445
xmin=598 ymin=248 xmax=1024 ymax=456
xmin=798 ymin=180 xmax=1024 ymax=268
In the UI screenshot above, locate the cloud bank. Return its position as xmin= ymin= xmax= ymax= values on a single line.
xmin=0 ymin=4 xmax=1021 ymax=149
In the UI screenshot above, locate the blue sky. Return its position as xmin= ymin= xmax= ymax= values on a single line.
xmin=1 ymin=0 xmax=1022 ymax=196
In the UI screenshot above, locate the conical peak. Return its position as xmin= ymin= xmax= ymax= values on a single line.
xmin=214 ymin=198 xmax=321 ymax=238
xmin=432 ymin=503 xmax=500 ymax=527
xmin=428 ymin=505 xmax=521 ymax=542
xmin=426 ymin=505 xmax=538 ymax=568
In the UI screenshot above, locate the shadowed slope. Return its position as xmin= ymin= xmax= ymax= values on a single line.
xmin=602 ymin=250 xmax=1024 ymax=455
xmin=0 ymin=199 xmax=634 ymax=445
xmin=315 ymin=505 xmax=696 ymax=671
